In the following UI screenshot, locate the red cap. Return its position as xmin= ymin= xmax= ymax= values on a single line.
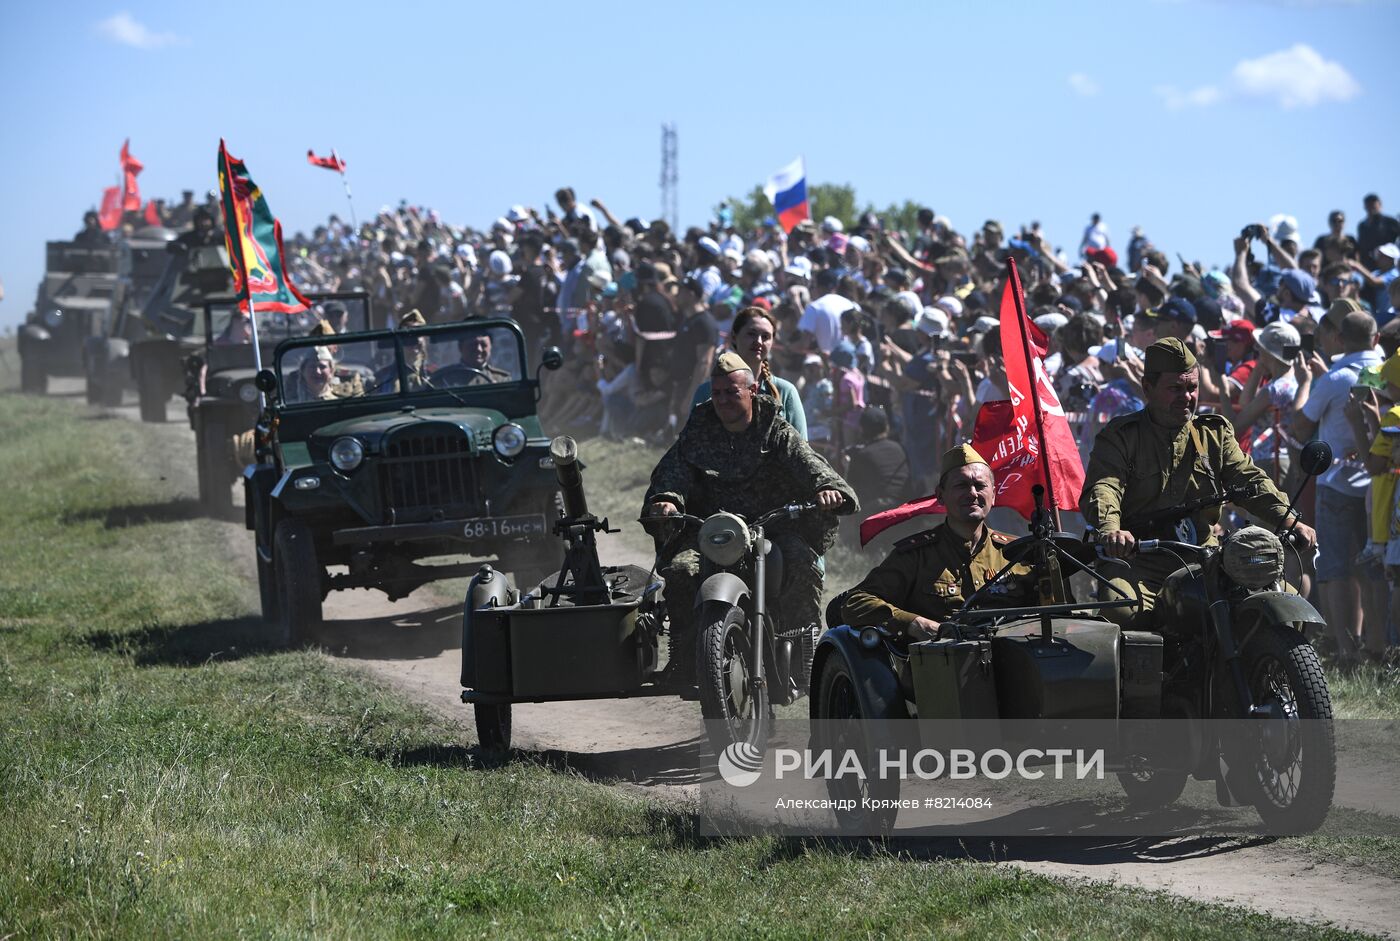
xmin=1209 ymin=320 xmax=1256 ymax=343
xmin=1086 ymin=246 xmax=1118 ymax=267
xmin=749 ymin=296 xmax=773 ymax=311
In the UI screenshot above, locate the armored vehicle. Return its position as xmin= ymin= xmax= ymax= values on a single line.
xmin=18 ymin=240 xmax=124 ymax=394
xmin=246 ymin=318 xmax=564 ymax=646
xmin=188 ymin=292 xmax=372 ymax=518
xmin=82 ymin=226 xmax=180 ymax=406
xmin=128 ymin=242 xmax=234 ymax=422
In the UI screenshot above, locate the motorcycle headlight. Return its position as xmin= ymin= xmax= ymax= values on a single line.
xmin=1221 ymin=525 xmax=1285 ymax=589
xmin=329 ymin=436 xmax=364 ymax=472
xmin=237 ymin=382 xmax=260 ymax=403
xmin=42 ymin=308 xmax=63 ymax=329
xmin=698 ymin=511 xmax=749 ymax=567
xmin=493 ymin=423 xmax=527 ymax=459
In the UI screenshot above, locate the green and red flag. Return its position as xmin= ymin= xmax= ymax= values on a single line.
xmin=217 ymin=139 xmax=309 ymax=314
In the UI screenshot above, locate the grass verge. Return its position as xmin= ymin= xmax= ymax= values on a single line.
xmin=0 ymin=389 xmax=1388 ymax=939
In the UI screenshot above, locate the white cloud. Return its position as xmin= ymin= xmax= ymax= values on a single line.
xmin=1231 ymin=43 xmax=1360 ymax=108
xmin=1154 ymin=84 xmax=1223 ymax=110
xmin=96 ymin=11 xmax=183 ymax=49
xmin=1155 ymin=43 xmax=1359 ymax=111
xmin=1067 ymin=73 xmax=1100 ymax=97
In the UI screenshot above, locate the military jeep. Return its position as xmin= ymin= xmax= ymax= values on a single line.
xmin=244 ymin=318 xmax=565 ymax=645
xmin=188 ymin=292 xmax=372 ymax=518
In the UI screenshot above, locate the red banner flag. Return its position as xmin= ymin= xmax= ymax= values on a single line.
xmin=98 ymin=186 xmax=123 ymax=230
xmin=998 ymin=258 xmax=1085 ymax=515
xmin=143 ymin=200 xmax=162 ymax=226
xmin=119 ymin=139 xmax=143 ymax=211
xmin=307 ymin=148 xmax=346 ymax=172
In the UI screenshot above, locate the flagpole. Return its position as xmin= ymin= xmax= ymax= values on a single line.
xmin=335 ymin=150 xmax=359 ymax=237
xmin=1006 ymin=257 xmax=1060 ymax=530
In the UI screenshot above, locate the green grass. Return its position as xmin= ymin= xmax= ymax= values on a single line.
xmin=0 ymin=389 xmax=1392 ymax=939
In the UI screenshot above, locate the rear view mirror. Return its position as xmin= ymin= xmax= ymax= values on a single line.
xmin=255 ymin=369 xmax=278 ymax=394
xmin=1299 ymin=440 xmax=1332 ymax=478
xmin=541 ymin=347 xmax=564 ymax=371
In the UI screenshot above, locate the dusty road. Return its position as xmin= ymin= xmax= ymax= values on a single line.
xmin=86 ymin=380 xmax=1400 ymax=938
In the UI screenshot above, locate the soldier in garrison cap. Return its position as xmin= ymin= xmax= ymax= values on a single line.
xmin=644 ymin=351 xmax=858 ymax=681
xmin=842 ymin=444 xmax=1037 ymax=638
xmin=1081 ymin=336 xmax=1317 ymax=628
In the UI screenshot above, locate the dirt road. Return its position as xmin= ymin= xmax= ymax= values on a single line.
xmin=92 ymin=383 xmax=1400 ymax=939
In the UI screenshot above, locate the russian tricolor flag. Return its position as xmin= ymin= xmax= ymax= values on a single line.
xmin=764 ymin=157 xmax=809 ymax=233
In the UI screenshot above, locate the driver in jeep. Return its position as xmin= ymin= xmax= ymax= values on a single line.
xmin=843 ymin=444 xmax=1037 ymax=639
xmin=454 ymin=333 xmax=511 ymax=386
xmin=644 ymin=352 xmax=858 ymax=681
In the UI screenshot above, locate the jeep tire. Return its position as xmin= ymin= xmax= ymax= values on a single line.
xmin=137 ymin=369 xmax=166 ymax=423
xmin=273 ymin=517 xmax=321 ymax=648
xmin=196 ymin=417 xmax=234 ymax=519
xmin=20 ymin=355 xmax=46 ymax=395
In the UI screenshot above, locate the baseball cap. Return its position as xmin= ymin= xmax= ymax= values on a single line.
xmin=915 ymin=306 xmax=950 ymax=337
xmin=1278 ymin=269 xmax=1316 ymax=303
xmin=488 ymin=250 xmax=512 ymax=275
xmin=933 ymin=295 xmax=964 ymax=318
xmin=1255 ymin=321 xmax=1300 ymax=361
xmin=1085 ymin=246 xmax=1118 ymax=268
xmin=697 ymin=236 xmax=721 ymax=257
xmin=1033 ymin=312 xmax=1069 ymax=333
xmin=820 ymin=216 xmax=844 ymax=234
xmin=1202 ymin=270 xmax=1230 ymax=298
xmin=1152 ymin=296 xmax=1198 ymax=325
xmin=1323 ymin=297 xmax=1364 ymax=329
xmin=1209 ymin=319 xmax=1256 ymax=344
xmin=784 ymin=256 xmax=813 ymax=280
xmin=803 ymin=353 xmax=824 ymax=366
xmin=1379 ymin=243 xmax=1400 ymax=262
xmin=506 ymin=205 xmax=529 ymax=223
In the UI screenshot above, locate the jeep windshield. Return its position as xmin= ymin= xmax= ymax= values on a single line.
xmin=274 ymin=322 xmax=526 ymax=407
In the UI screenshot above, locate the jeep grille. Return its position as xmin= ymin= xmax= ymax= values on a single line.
xmin=379 ymin=427 xmax=480 ymax=523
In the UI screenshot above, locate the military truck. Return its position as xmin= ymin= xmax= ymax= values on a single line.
xmin=127 ymin=242 xmax=234 ymax=422
xmin=245 ymin=318 xmax=565 ymax=645
xmin=18 ymin=240 xmax=124 ymax=394
xmin=188 ymin=292 xmax=372 ymax=518
xmin=82 ymin=226 xmax=180 ymax=406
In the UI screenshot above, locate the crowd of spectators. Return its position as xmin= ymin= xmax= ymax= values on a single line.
xmin=83 ymin=183 xmax=1400 ymax=666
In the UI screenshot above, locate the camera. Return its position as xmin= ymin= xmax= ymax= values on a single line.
xmin=1240 ymin=224 xmax=1266 ymax=241
xmin=1280 ymin=344 xmax=1301 ymax=360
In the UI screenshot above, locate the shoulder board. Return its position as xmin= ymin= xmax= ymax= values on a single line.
xmin=1101 ymin=410 xmax=1146 ymax=434
xmin=1193 ymin=412 xmax=1233 ymax=430
xmin=989 ymin=530 xmax=1016 ymax=544
xmin=894 ymin=528 xmax=940 ymax=552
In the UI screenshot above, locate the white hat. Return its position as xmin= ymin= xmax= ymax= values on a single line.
xmin=720 ymin=233 xmax=745 ymax=255
xmin=784 ymin=256 xmax=813 ymax=279
xmin=1033 ymin=312 xmax=1069 ymax=333
xmin=820 ymin=215 xmax=844 ymax=234
xmin=488 ymin=250 xmax=512 ymax=275
xmin=492 ymin=217 xmax=511 ymax=232
xmin=506 ymin=205 xmax=529 ymax=223
xmin=1256 ymin=321 xmax=1301 ymax=361
xmin=722 ymin=247 xmax=743 ymax=266
xmin=803 ymin=353 xmax=824 ymax=366
xmin=933 ymin=295 xmax=964 ymax=318
xmin=847 ymin=235 xmax=871 ymax=254
xmin=1379 ymin=243 xmax=1400 ymax=262
xmin=915 ymin=306 xmax=949 ymax=336
xmin=697 ymin=236 xmax=721 ymax=256
xmin=1269 ymin=213 xmax=1300 ymax=243
xmin=971 ymin=315 xmax=999 ymax=334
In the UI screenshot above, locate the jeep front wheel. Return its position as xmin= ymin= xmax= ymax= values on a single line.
xmin=20 ymin=355 xmax=46 ymax=395
xmin=273 ymin=518 xmax=322 ymax=647
xmin=137 ymin=369 xmax=166 ymax=423
xmin=197 ymin=419 xmax=234 ymax=519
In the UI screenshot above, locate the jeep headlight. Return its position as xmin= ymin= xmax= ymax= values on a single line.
xmin=493 ymin=423 xmax=527 ymax=459
xmin=329 ymin=436 xmax=364 ymax=472
xmin=698 ymin=512 xmax=749 ymax=567
xmin=1221 ymin=525 xmax=1285 ymax=589
xmin=237 ymin=382 xmax=260 ymax=403
xmin=42 ymin=308 xmax=63 ymax=329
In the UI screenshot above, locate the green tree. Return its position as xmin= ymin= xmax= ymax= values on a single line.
xmin=717 ymin=181 xmax=862 ymax=234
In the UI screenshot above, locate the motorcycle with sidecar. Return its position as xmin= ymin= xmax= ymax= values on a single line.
xmin=460 ymin=435 xmax=837 ymax=755
xmin=810 ymin=440 xmax=1337 ymax=834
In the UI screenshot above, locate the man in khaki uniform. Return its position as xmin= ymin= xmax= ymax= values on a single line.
xmin=843 ymin=444 xmax=1036 ymax=639
xmin=1081 ymin=337 xmax=1317 ymax=627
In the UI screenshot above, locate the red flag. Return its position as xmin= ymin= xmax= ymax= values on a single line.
xmin=98 ymin=186 xmax=123 ymax=230
xmin=998 ymin=258 xmax=1084 ymax=515
xmin=143 ymin=200 xmax=162 ymax=226
xmin=307 ymin=148 xmax=346 ymax=172
xmin=859 ymin=401 xmax=1044 ymax=545
xmin=119 ymin=139 xmax=143 ymax=211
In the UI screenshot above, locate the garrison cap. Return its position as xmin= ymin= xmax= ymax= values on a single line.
xmin=398 ymin=308 xmax=427 ymax=328
xmin=710 ymin=350 xmax=752 ymax=379
xmin=938 ymin=443 xmax=989 ymax=483
xmin=1144 ymin=336 xmax=1198 ymax=373
xmin=308 ymin=320 xmax=337 ymax=337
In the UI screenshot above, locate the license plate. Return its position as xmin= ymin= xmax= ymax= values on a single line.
xmin=460 ymin=514 xmax=547 ymax=540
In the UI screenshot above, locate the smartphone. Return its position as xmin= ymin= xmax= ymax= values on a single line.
xmin=1207 ymin=337 xmax=1228 ymax=374
xmin=1280 ymin=344 xmax=1301 ymax=361
xmin=1300 ymin=333 xmax=1316 ymax=356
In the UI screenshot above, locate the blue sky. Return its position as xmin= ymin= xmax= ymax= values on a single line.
xmin=1 ymin=0 xmax=1397 ymax=329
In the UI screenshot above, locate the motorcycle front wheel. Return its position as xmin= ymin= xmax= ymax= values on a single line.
xmin=1237 ymin=623 xmax=1336 ymax=833
xmin=697 ymin=603 xmax=771 ymax=756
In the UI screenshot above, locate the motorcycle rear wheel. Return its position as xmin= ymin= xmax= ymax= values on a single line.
xmin=1238 ymin=623 xmax=1336 ymax=833
xmin=697 ymin=603 xmax=771 ymax=756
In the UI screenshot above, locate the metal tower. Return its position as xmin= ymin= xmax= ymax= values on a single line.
xmin=660 ymin=123 xmax=678 ymax=230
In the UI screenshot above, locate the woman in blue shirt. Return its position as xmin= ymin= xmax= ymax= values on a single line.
xmin=691 ymin=306 xmax=808 ymax=439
